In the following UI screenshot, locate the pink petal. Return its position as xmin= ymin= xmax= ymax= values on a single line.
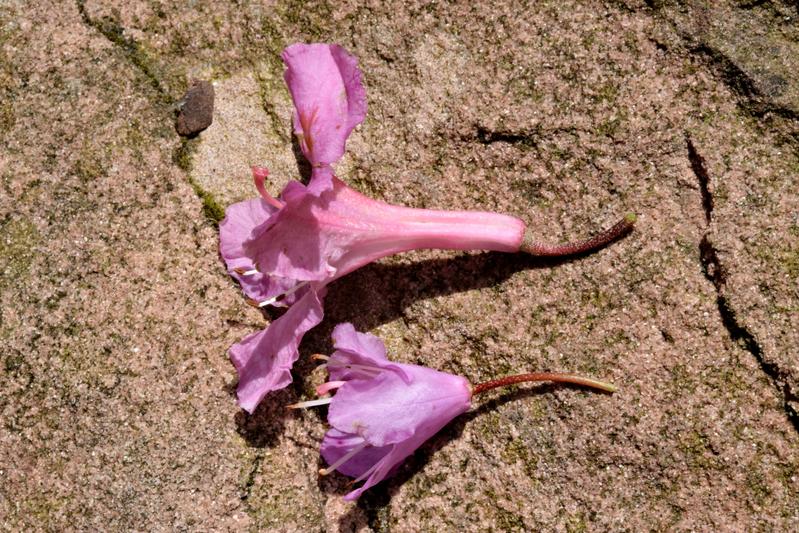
xmin=219 ymin=198 xmax=300 ymax=303
xmin=327 ymin=368 xmax=471 ymax=447
xmin=243 ymin=175 xmax=526 ymax=284
xmin=327 ymin=323 xmax=410 ymax=382
xmin=341 ymin=441 xmax=413 ymax=501
xmin=282 ymin=43 xmax=367 ymax=167
xmin=243 ymin=180 xmax=340 ymax=282
xmin=231 ymin=289 xmax=324 ymax=413
xmin=331 ymin=323 xmax=388 ymax=362
xmin=320 ymin=428 xmax=392 ymax=478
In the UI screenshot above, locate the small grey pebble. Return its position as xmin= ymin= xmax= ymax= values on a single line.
xmin=176 ymin=79 xmax=214 ymax=136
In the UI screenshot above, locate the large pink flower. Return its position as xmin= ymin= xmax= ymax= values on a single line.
xmin=220 ymin=43 xmax=634 ymax=413
xmin=221 ymin=164 xmax=526 ymax=413
xmin=292 ymin=323 xmax=615 ymax=500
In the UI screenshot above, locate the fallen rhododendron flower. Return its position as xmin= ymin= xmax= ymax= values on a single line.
xmin=290 ymin=323 xmax=616 ymax=500
xmin=221 ymin=42 xmax=635 ymax=413
xmin=222 ymin=165 xmax=632 ymax=412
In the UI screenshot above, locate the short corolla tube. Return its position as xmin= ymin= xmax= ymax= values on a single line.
xmin=290 ymin=323 xmax=616 ymax=501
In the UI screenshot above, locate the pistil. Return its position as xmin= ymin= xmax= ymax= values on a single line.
xmin=319 ymin=441 xmax=368 ymax=475
xmin=247 ymin=281 xmax=310 ymax=308
xmin=316 ymin=380 xmax=346 ymax=395
xmin=287 ymin=397 xmax=333 ymax=409
xmin=252 ymin=165 xmax=285 ymax=210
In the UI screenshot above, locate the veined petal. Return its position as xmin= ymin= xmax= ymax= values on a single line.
xmin=331 ymin=323 xmax=387 ymax=361
xmin=282 ymin=43 xmax=367 ymax=168
xmin=328 ymin=368 xmax=471 ymax=447
xmin=320 ymin=428 xmax=393 ymax=478
xmin=327 ymin=323 xmax=410 ymax=383
xmin=341 ymin=439 xmax=415 ymax=502
xmin=243 ymin=175 xmax=526 ymax=284
xmin=242 ymin=178 xmax=351 ymax=282
xmin=231 ymin=289 xmax=325 ymax=413
xmin=219 ymin=197 xmax=276 ymax=268
xmin=219 ymin=198 xmax=301 ymax=304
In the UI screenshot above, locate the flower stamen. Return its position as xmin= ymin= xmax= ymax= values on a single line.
xmin=347 ymin=459 xmax=382 ymax=486
xmin=319 ymin=441 xmax=368 ymax=476
xmin=247 ymin=281 xmax=310 ymax=308
xmin=232 ymin=267 xmax=260 ymax=276
xmin=316 ymin=380 xmax=346 ymax=395
xmin=286 ymin=397 xmax=333 ymax=410
xmin=325 ymin=361 xmax=382 ymax=376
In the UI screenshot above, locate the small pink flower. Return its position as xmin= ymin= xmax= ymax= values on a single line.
xmin=221 ymin=43 xmax=634 ymax=413
xmin=291 ymin=323 xmax=616 ymax=500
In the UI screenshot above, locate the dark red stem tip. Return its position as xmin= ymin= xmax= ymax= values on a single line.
xmin=520 ymin=213 xmax=636 ymax=257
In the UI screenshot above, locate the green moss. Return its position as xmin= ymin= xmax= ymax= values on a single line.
xmin=173 ymin=137 xmax=197 ymax=172
xmin=173 ymin=138 xmax=225 ymax=225
xmin=72 ymin=148 xmax=105 ymax=184
xmin=0 ymin=217 xmax=39 ymax=291
xmin=76 ymin=1 xmax=179 ymax=103
xmin=501 ymin=438 xmax=539 ymax=478
xmin=565 ymin=513 xmax=589 ymax=533
xmin=668 ymin=363 xmax=696 ymax=396
xmin=745 ymin=467 xmax=772 ymax=507
xmin=0 ymin=102 xmax=14 ymax=133
xmin=495 ymin=506 xmax=526 ymax=531
xmin=280 ymin=0 xmax=334 ymax=42
xmin=20 ymin=494 xmax=68 ymax=525
xmin=781 ymin=247 xmax=799 ymax=280
xmin=678 ymin=430 xmax=719 ymax=470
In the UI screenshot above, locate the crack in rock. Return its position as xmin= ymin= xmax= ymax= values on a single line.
xmin=688 ymin=134 xmax=799 ymax=432
xmin=75 ymin=0 xmax=171 ymax=105
xmin=239 ymin=451 xmax=264 ymax=507
xmin=685 ymin=134 xmax=713 ymax=224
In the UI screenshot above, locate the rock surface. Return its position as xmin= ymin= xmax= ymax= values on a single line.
xmin=2 ymin=0 xmax=798 ymax=531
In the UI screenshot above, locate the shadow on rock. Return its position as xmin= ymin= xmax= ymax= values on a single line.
xmin=233 ymin=247 xmax=617 ymax=448
xmin=330 ymin=383 xmax=572 ymax=528
xmin=233 ymin=387 xmax=296 ymax=449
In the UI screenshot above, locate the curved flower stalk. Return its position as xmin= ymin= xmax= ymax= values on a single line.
xmin=290 ymin=323 xmax=616 ymax=500
xmin=220 ymin=42 xmax=635 ymax=413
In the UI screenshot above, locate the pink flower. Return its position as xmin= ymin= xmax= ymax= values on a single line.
xmin=220 ymin=43 xmax=635 ymax=413
xmin=291 ymin=324 xmax=616 ymax=500
xmin=221 ymin=164 xmax=526 ymax=413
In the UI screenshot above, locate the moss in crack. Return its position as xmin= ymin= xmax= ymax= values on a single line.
xmin=281 ymin=0 xmax=334 ymax=42
xmin=76 ymin=0 xmax=177 ymax=104
xmin=190 ymin=179 xmax=225 ymax=226
xmin=173 ymin=138 xmax=225 ymax=226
